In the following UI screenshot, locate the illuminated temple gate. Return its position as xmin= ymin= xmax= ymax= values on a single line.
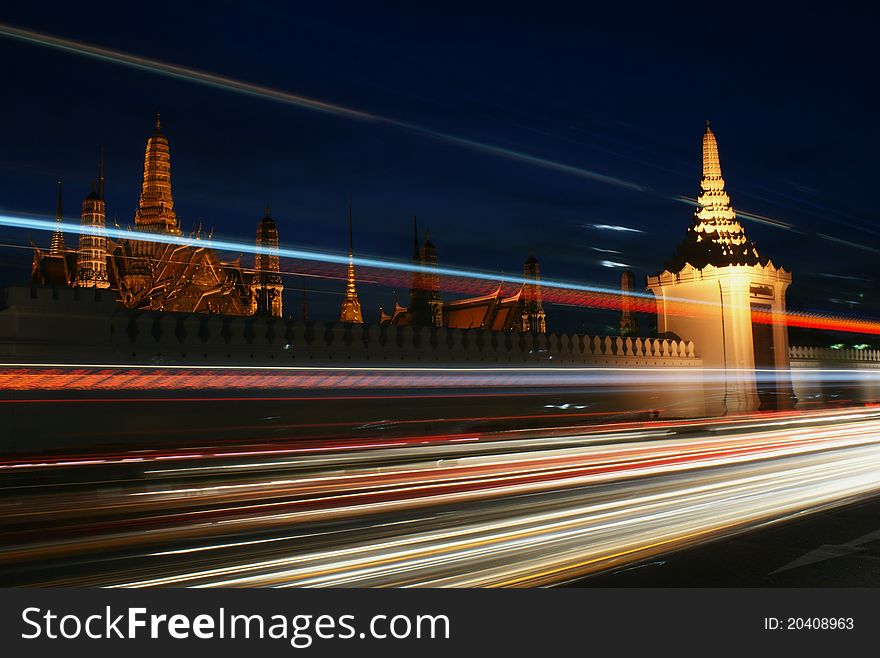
xmin=647 ymin=123 xmax=794 ymax=413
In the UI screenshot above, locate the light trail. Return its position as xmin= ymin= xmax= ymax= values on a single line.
xmin=0 ymin=23 xmax=643 ymax=193
xmin=4 ymin=209 xmax=878 ymax=333
xmin=2 ymin=406 xmax=880 ymax=586
xmin=0 ymin=22 xmax=848 ymax=245
xmin=0 ymin=211 xmax=654 ymax=300
xmin=1 ymin=363 xmax=879 ymax=392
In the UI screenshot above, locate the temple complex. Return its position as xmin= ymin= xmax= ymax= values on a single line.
xmin=31 ymin=116 xmax=284 ymax=317
xmin=379 ymin=220 xmax=547 ymax=332
xmin=647 ymin=122 xmax=794 ymax=411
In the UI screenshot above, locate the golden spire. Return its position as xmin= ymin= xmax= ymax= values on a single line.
xmin=252 ymin=207 xmax=283 ymax=317
xmin=340 ymin=197 xmax=364 ymax=323
xmin=49 ymin=179 xmax=65 ymax=254
xmin=664 ymin=122 xmax=763 ymax=270
xmin=75 ymin=151 xmax=110 ymax=289
xmin=696 ymin=121 xmax=736 ymax=222
xmin=134 ymin=114 xmax=180 ymax=234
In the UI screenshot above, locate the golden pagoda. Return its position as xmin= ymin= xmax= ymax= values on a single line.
xmin=49 ymin=180 xmax=65 ymax=254
xmin=252 ymin=207 xmax=284 ymax=317
xmin=75 ymin=149 xmax=110 ymax=289
xmin=648 ymin=122 xmax=793 ymax=412
xmin=339 ymin=200 xmax=363 ymax=323
xmin=32 ymin=116 xmax=283 ymax=318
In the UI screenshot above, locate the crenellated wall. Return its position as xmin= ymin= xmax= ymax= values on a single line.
xmin=789 ymin=346 xmax=880 ymax=364
xmin=0 ymin=285 xmax=700 ymax=369
xmin=789 ymin=345 xmax=880 ymax=408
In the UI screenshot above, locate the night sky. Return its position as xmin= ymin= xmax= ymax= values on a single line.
xmin=1 ymin=3 xmax=878 ymax=339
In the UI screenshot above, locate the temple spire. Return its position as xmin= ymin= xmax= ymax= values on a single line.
xmin=663 ymin=122 xmax=763 ymax=271
xmin=98 ymin=146 xmax=105 ymax=200
xmin=135 ymin=114 xmax=179 ymax=234
xmin=75 ymin=167 xmax=110 ymax=289
xmin=49 ymin=179 xmax=65 ymax=254
xmin=412 ymin=215 xmax=420 ymax=260
xmin=252 ymin=207 xmax=283 ymax=317
xmin=702 ymin=121 xmax=723 ymax=180
xmin=339 ymin=196 xmax=364 ymax=323
xmin=619 ymin=268 xmax=638 ymax=337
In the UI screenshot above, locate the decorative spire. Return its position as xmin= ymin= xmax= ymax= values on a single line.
xmin=701 ymin=121 xmax=724 ymax=181
xmin=521 ymin=253 xmax=546 ymax=333
xmin=135 ymin=115 xmax=180 ymax=234
xmin=339 ymin=196 xmax=363 ymax=323
xmin=619 ymin=268 xmax=638 ymax=337
xmin=252 ymin=207 xmax=283 ymax=317
xmin=412 ymin=215 xmax=420 ymax=260
xmin=75 ymin=169 xmax=110 ymax=289
xmin=49 ymin=179 xmax=65 ymax=254
xmin=155 ymin=112 xmax=161 ymax=131
xmin=98 ymin=146 xmax=105 ymax=200
xmin=664 ymin=123 xmax=763 ymax=271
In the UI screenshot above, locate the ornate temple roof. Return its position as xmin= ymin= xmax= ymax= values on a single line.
xmin=663 ymin=122 xmax=766 ymax=272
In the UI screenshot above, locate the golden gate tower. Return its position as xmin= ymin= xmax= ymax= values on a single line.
xmin=647 ymin=122 xmax=793 ymax=412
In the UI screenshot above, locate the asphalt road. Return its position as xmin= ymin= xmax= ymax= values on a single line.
xmin=4 ymin=404 xmax=880 ymax=587
xmin=578 ymin=494 xmax=880 ymax=587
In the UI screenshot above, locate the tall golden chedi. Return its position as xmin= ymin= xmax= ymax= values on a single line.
xmin=339 ymin=200 xmax=363 ymax=323
xmin=135 ymin=114 xmax=181 ymax=235
xmin=117 ymin=116 xmax=252 ymax=314
xmin=648 ymin=122 xmax=793 ymax=412
xmin=31 ymin=115 xmax=279 ymax=317
xmin=252 ymin=207 xmax=284 ymax=317
xmin=49 ymin=179 xmax=65 ymax=254
xmin=75 ymin=149 xmax=110 ymax=289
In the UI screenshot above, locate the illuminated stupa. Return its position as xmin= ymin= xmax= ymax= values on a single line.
xmin=134 ymin=114 xmax=180 ymax=235
xmin=74 ymin=150 xmax=110 ymax=289
xmin=31 ymin=116 xmax=283 ymax=317
xmin=252 ymin=207 xmax=284 ymax=317
xmin=664 ymin=122 xmax=764 ymax=271
xmin=648 ymin=122 xmax=794 ymax=412
xmin=339 ymin=201 xmax=363 ymax=324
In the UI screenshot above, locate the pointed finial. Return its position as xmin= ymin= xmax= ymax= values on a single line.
xmin=412 ymin=215 xmax=420 ymax=259
xmin=348 ymin=196 xmax=354 ymax=254
xmin=155 ymin=112 xmax=161 ymax=130
xmin=98 ymin=145 xmax=105 ymax=200
xmin=265 ymin=203 xmax=271 ymax=217
xmin=55 ymin=179 xmax=63 ymax=219
xmin=706 ymin=118 xmax=711 ymax=130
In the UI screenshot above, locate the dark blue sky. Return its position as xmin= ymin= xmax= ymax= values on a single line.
xmin=1 ymin=2 xmax=878 ymax=335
